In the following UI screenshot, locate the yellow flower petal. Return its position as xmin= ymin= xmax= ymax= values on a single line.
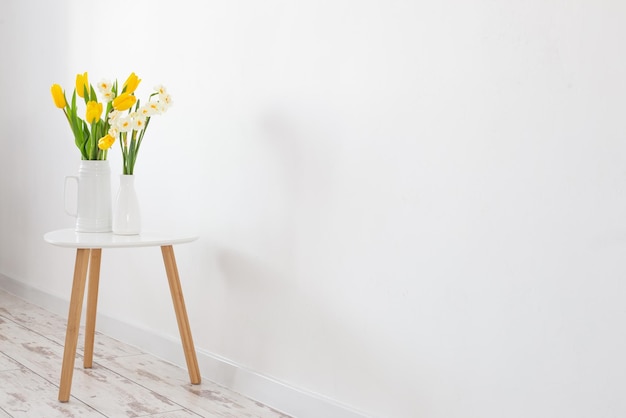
xmin=112 ymin=92 xmax=137 ymax=111
xmin=50 ymin=84 xmax=66 ymax=108
xmin=85 ymin=101 xmax=103 ymax=124
xmin=76 ymin=72 xmax=89 ymax=98
xmin=98 ymin=134 xmax=115 ymax=150
xmin=123 ymin=72 xmax=141 ymax=94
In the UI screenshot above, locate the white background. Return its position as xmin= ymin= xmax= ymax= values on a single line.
xmin=2 ymin=1 xmax=626 ymax=417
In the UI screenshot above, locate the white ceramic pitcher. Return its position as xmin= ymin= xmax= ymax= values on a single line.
xmin=64 ymin=160 xmax=113 ymax=232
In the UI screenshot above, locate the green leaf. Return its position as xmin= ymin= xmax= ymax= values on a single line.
xmin=70 ymin=91 xmax=77 ymax=117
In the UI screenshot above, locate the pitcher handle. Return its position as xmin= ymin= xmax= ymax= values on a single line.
xmin=64 ymin=176 xmax=79 ymax=217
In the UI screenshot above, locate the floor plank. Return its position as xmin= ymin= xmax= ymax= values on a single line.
xmin=0 ymin=319 xmax=66 ymax=384
xmin=145 ymin=411 xmax=205 ymax=418
xmin=70 ymin=365 xmax=188 ymax=417
xmin=0 ymin=294 xmax=143 ymax=360
xmin=0 ymin=290 xmax=292 ymax=418
xmin=99 ymin=354 xmax=291 ymax=418
xmin=0 ymin=296 xmax=68 ymax=340
xmin=0 ymin=353 xmax=20 ymax=372
xmin=0 ymin=368 xmax=103 ymax=417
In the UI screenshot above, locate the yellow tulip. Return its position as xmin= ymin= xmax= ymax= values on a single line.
xmin=98 ymin=134 xmax=116 ymax=150
xmin=50 ymin=84 xmax=66 ymax=108
xmin=123 ymin=72 xmax=141 ymax=94
xmin=85 ymin=101 xmax=103 ymax=124
xmin=112 ymin=92 xmax=137 ymax=111
xmin=76 ymin=72 xmax=89 ymax=98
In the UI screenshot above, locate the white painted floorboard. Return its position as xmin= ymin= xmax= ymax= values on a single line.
xmin=0 ymin=290 xmax=292 ymax=418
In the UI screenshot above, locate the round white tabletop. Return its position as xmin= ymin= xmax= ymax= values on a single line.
xmin=44 ymin=229 xmax=199 ymax=249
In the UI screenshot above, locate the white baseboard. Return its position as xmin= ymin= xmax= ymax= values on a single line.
xmin=0 ymin=274 xmax=368 ymax=418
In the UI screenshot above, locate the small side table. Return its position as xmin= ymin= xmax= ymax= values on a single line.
xmin=44 ymin=229 xmax=202 ymax=402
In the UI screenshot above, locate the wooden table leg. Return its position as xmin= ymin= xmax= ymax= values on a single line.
xmin=58 ymin=248 xmax=90 ymax=402
xmin=161 ymin=245 xmax=201 ymax=384
xmin=83 ymin=248 xmax=102 ymax=368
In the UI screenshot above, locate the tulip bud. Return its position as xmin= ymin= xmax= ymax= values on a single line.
xmin=123 ymin=72 xmax=141 ymax=94
xmin=98 ymin=134 xmax=116 ymax=150
xmin=112 ymin=92 xmax=137 ymax=111
xmin=85 ymin=101 xmax=103 ymax=124
xmin=76 ymin=72 xmax=89 ymax=98
xmin=50 ymin=84 xmax=66 ymax=108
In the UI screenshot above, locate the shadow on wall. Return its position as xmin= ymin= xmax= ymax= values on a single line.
xmin=214 ymin=246 xmax=425 ymax=418
xmin=259 ymin=99 xmax=341 ymax=209
xmin=207 ymin=102 xmax=424 ymax=417
xmin=0 ymin=1 xmax=75 ymax=278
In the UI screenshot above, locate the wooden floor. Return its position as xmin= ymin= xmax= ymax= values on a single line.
xmin=0 ymin=289 xmax=292 ymax=418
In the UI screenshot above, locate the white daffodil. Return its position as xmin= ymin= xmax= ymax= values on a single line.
xmin=117 ymin=116 xmax=133 ymax=133
xmin=154 ymin=84 xmax=167 ymax=95
xmin=147 ymin=101 xmax=161 ymax=115
xmin=138 ymin=104 xmax=155 ymax=118
xmin=108 ymin=110 xmax=121 ymax=125
xmin=159 ymin=93 xmax=173 ymax=108
xmin=102 ymin=90 xmax=114 ymax=103
xmin=97 ymin=79 xmax=114 ymax=102
xmin=98 ymin=79 xmax=112 ymax=91
xmin=131 ymin=113 xmax=147 ymax=131
xmin=157 ymin=101 xmax=169 ymax=114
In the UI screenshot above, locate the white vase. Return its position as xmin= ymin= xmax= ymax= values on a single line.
xmin=112 ymin=174 xmax=141 ymax=235
xmin=64 ymin=160 xmax=112 ymax=233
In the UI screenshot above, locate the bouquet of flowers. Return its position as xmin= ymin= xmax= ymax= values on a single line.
xmin=51 ymin=72 xmax=172 ymax=173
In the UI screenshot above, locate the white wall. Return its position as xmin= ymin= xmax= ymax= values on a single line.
xmin=2 ymin=1 xmax=626 ymax=417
